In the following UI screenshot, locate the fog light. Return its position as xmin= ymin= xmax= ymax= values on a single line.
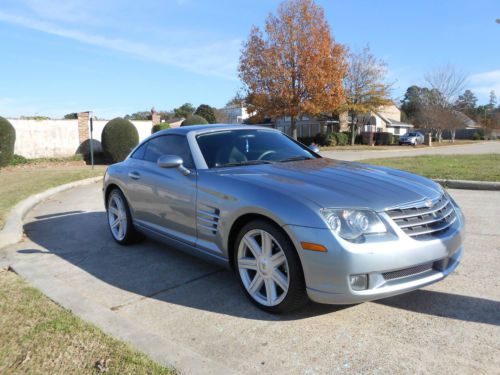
xmin=349 ymin=274 xmax=368 ymax=291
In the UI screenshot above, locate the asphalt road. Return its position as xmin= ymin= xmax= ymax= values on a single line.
xmin=2 ymin=183 xmax=500 ymax=374
xmin=322 ymin=141 xmax=500 ymax=161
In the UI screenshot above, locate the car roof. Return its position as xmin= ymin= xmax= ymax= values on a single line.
xmin=155 ymin=123 xmax=277 ymax=137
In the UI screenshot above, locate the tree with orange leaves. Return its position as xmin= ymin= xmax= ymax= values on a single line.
xmin=239 ymin=0 xmax=346 ymax=139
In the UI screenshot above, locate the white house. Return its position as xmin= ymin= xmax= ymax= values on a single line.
xmin=275 ymin=104 xmax=414 ymax=137
xmin=360 ymin=104 xmax=414 ymax=135
xmin=220 ymin=105 xmax=250 ymax=124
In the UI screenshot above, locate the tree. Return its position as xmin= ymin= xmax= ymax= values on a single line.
xmin=173 ymin=103 xmax=195 ymax=119
xmin=454 ymin=90 xmax=478 ymax=118
xmin=181 ymin=115 xmax=209 ymax=126
xmin=343 ymin=46 xmax=392 ymax=145
xmin=213 ymin=108 xmax=231 ymax=123
xmin=239 ymin=0 xmax=346 ymax=139
xmin=64 ymin=112 xmax=78 ymax=119
xmin=194 ymin=104 xmax=217 ymax=123
xmin=226 ymin=92 xmax=246 ymax=107
xmin=401 ymin=86 xmax=424 ymax=121
xmin=124 ymin=111 xmax=152 ymax=121
xmin=424 ymin=64 xmax=468 ymax=142
xmin=489 ymin=90 xmax=497 ymax=110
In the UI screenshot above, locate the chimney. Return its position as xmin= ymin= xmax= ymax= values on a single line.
xmin=151 ymin=106 xmax=160 ymax=125
xmin=339 ymin=111 xmax=349 ymax=132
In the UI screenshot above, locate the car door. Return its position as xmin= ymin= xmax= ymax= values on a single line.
xmin=128 ymin=134 xmax=197 ymax=245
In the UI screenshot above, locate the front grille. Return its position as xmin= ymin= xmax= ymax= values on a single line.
xmin=386 ymin=195 xmax=457 ymax=239
xmin=382 ymin=262 xmax=434 ymax=280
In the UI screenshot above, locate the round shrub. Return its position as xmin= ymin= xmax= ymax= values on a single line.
xmin=334 ymin=132 xmax=349 ymax=146
xmin=181 ymin=115 xmax=208 ymax=126
xmin=101 ymin=118 xmax=139 ymax=163
xmin=10 ymin=154 xmax=28 ymax=166
xmin=151 ymin=123 xmax=171 ymax=134
xmin=312 ymin=133 xmax=329 ymax=146
xmin=0 ymin=116 xmax=15 ymax=167
xmin=326 ymin=134 xmax=337 ymax=146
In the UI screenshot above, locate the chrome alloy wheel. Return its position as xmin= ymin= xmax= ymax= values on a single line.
xmin=237 ymin=229 xmax=290 ymax=306
xmin=108 ymin=193 xmax=128 ymax=241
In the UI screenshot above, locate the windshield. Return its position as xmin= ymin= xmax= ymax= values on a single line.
xmin=196 ymin=129 xmax=318 ymax=168
xmin=407 ymin=133 xmax=417 ymax=137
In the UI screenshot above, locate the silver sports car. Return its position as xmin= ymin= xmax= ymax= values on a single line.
xmin=103 ymin=124 xmax=464 ymax=313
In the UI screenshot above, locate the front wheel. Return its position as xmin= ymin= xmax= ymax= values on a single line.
xmin=234 ymin=220 xmax=308 ymax=313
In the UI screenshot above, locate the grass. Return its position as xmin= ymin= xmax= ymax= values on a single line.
xmin=0 ymin=269 xmax=173 ymax=374
xmin=361 ymin=154 xmax=500 ymax=182
xmin=0 ymin=161 xmax=106 ymax=228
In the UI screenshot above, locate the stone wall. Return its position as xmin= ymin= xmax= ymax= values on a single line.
xmin=7 ymin=118 xmax=153 ymax=158
xmin=9 ymin=119 xmax=80 ymax=158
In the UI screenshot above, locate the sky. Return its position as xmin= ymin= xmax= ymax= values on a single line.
xmin=0 ymin=0 xmax=499 ymax=119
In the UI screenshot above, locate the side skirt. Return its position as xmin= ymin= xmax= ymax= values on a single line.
xmin=134 ymin=221 xmax=230 ymax=269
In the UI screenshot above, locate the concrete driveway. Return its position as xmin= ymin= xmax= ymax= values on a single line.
xmin=2 ymin=182 xmax=499 ymax=374
xmin=322 ymin=141 xmax=500 ymax=161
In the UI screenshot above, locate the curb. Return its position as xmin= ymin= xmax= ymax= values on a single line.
xmin=433 ymin=179 xmax=500 ymax=191
xmin=0 ymin=176 xmax=103 ymax=250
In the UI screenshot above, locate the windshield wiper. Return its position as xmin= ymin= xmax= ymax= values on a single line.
xmin=219 ymin=160 xmax=275 ymax=167
xmin=279 ymin=155 xmax=313 ymax=163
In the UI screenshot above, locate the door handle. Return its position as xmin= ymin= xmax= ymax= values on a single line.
xmin=128 ymin=171 xmax=141 ymax=180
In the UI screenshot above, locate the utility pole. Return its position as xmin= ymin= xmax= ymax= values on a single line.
xmin=89 ymin=116 xmax=94 ymax=170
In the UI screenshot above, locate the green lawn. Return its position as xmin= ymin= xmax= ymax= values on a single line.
xmin=0 ymin=269 xmax=172 ymax=374
xmin=0 ymin=160 xmax=173 ymax=373
xmin=0 ymin=164 xmax=106 ymax=228
xmin=361 ymin=154 xmax=500 ymax=182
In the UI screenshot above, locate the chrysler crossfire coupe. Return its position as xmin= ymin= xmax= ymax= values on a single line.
xmin=103 ymin=124 xmax=464 ymax=313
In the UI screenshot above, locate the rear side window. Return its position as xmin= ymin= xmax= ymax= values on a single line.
xmin=130 ymin=143 xmax=147 ymax=160
xmin=143 ymin=135 xmax=195 ymax=169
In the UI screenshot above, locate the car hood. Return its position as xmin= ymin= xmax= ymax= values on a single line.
xmin=215 ymin=158 xmax=442 ymax=211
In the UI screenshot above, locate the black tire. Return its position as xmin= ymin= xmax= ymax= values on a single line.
xmin=233 ymin=219 xmax=309 ymax=314
xmin=106 ymin=188 xmax=144 ymax=245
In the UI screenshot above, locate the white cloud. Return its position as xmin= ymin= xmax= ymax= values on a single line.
xmin=469 ymin=69 xmax=500 ymax=97
xmin=0 ymin=10 xmax=240 ymax=80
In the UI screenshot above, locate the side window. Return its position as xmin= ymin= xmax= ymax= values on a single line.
xmin=130 ymin=143 xmax=147 ymax=160
xmin=144 ymin=135 xmax=195 ymax=169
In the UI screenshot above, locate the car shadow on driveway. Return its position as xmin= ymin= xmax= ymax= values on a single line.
xmin=21 ymin=211 xmax=350 ymax=321
xmin=376 ymin=290 xmax=500 ymax=326
xmin=20 ymin=210 xmax=500 ymax=325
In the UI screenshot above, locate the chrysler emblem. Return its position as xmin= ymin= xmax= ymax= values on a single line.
xmin=425 ymin=199 xmax=434 ymax=208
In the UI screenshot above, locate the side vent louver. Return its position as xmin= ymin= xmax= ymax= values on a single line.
xmin=197 ymin=205 xmax=220 ymax=236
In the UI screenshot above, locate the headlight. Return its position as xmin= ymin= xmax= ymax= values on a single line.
xmin=320 ymin=209 xmax=387 ymax=240
xmin=443 ymin=190 xmax=462 ymax=216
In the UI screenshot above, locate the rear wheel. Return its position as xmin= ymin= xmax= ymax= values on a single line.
xmin=107 ymin=188 xmax=144 ymax=245
xmin=234 ymin=220 xmax=308 ymax=313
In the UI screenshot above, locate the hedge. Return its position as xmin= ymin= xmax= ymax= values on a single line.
xmin=181 ymin=115 xmax=208 ymax=126
xmin=0 ymin=116 xmax=16 ymax=167
xmin=101 ymin=118 xmax=139 ymax=163
xmin=152 ymin=123 xmax=171 ymax=134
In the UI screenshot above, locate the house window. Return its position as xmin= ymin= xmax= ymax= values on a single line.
xmin=394 ymin=127 xmax=401 ymax=135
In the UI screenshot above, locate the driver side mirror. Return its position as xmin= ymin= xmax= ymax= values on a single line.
xmin=308 ymin=144 xmax=320 ymax=154
xmin=157 ymin=155 xmax=191 ymax=176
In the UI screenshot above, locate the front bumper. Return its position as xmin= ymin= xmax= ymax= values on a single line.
xmin=283 ymin=208 xmax=465 ymax=305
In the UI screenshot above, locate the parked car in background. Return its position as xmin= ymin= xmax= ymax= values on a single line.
xmin=399 ymin=131 xmax=425 ymax=145
xmin=103 ymin=124 xmax=464 ymax=313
